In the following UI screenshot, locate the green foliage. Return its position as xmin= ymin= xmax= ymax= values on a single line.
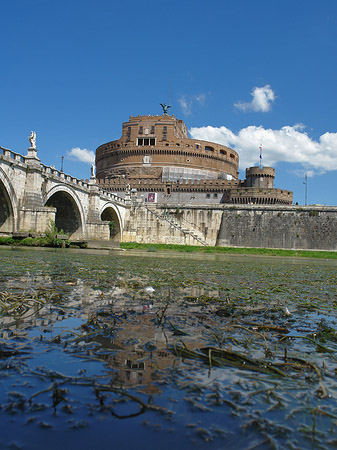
xmin=0 ymin=221 xmax=70 ymax=248
xmin=20 ymin=237 xmax=38 ymax=246
xmin=0 ymin=237 xmax=15 ymax=245
xmin=43 ymin=221 xmax=69 ymax=247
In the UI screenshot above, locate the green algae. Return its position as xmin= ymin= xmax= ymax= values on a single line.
xmin=0 ymin=247 xmax=337 ymax=449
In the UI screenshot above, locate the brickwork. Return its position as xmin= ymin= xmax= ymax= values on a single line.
xmin=96 ymin=115 xmax=239 ymax=181
xmin=95 ymin=114 xmax=293 ymax=205
xmin=0 ymin=145 xmax=335 ymax=250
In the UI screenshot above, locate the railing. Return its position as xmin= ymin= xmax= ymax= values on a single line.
xmin=0 ymin=146 xmax=126 ymax=205
xmin=40 ymin=164 xmax=90 ymax=188
xmin=99 ymin=188 xmax=127 ymax=204
xmin=0 ymin=146 xmax=25 ymax=162
xmin=142 ymin=204 xmax=207 ymax=246
xmin=162 ymin=208 xmax=206 ymax=236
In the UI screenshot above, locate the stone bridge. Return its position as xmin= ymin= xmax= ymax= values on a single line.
xmin=0 ymin=145 xmax=129 ymax=241
xmin=1 ymin=145 xmax=336 ymax=250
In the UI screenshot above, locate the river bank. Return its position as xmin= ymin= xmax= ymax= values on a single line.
xmin=1 ymin=235 xmax=336 ymax=259
xmin=120 ymin=242 xmax=337 ymax=259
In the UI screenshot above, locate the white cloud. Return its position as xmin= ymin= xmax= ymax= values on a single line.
xmin=67 ymin=147 xmax=95 ymax=164
xmin=189 ymin=124 xmax=337 ymax=174
xmin=178 ymin=93 xmax=206 ymax=116
xmin=195 ymin=93 xmax=206 ymax=105
xmin=234 ymin=85 xmax=276 ymax=112
xmin=289 ymin=169 xmax=319 ymax=178
xmin=178 ymin=96 xmax=192 ymax=116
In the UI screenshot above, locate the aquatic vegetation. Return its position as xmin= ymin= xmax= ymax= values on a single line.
xmin=0 ymin=248 xmax=337 ymax=449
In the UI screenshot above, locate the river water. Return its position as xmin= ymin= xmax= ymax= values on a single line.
xmin=0 ymin=247 xmax=337 ymax=449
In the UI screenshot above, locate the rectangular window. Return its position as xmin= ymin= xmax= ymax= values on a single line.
xmin=144 ymin=138 xmax=149 ymax=145
xmin=137 ymin=138 xmax=143 ymax=146
xmin=139 ymin=126 xmax=143 ymax=134
xmin=213 ymin=193 xmax=218 ymax=198
xmin=163 ymin=126 xmax=167 ymax=132
xmin=151 ymin=126 xmax=155 ymax=134
xmin=206 ymin=193 xmax=211 ymax=199
xmin=162 ymin=134 xmax=167 ymax=141
xmin=150 ymin=138 xmax=155 ymax=145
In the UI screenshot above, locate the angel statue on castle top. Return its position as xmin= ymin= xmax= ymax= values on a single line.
xmin=160 ymin=103 xmax=171 ymax=116
xmin=28 ymin=131 xmax=36 ymax=149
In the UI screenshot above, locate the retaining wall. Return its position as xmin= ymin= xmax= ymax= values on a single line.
xmin=216 ymin=205 xmax=337 ymax=250
xmin=123 ymin=204 xmax=337 ymax=251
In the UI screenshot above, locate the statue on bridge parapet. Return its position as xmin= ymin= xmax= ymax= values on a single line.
xmin=28 ymin=131 xmax=37 ymax=149
xmin=26 ymin=130 xmax=40 ymax=162
xmin=91 ymin=163 xmax=96 ymax=178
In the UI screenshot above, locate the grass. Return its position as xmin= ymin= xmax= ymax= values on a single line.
xmin=120 ymin=242 xmax=337 ymax=259
xmin=1 ymin=235 xmax=335 ymax=259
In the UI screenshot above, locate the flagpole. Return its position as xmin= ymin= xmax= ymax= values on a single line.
xmin=259 ymin=145 xmax=262 ymax=169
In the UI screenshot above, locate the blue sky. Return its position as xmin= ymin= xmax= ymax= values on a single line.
xmin=1 ymin=0 xmax=337 ymax=205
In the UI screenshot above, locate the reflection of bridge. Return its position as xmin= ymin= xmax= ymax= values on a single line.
xmin=0 ymin=145 xmax=128 ymax=241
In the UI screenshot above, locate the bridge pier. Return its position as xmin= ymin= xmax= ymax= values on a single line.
xmin=86 ymin=177 xmax=110 ymax=240
xmin=0 ymin=145 xmax=126 ymax=241
xmin=18 ymin=149 xmax=56 ymax=233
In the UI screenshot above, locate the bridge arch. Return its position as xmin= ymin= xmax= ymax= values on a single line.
xmin=100 ymin=202 xmax=123 ymax=241
xmin=0 ymin=168 xmax=17 ymax=234
xmin=44 ymin=185 xmax=86 ymax=239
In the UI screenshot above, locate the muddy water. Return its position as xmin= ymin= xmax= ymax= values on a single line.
xmin=0 ymin=247 xmax=337 ymax=449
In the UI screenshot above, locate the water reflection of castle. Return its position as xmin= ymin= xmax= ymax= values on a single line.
xmin=1 ymin=276 xmax=213 ymax=394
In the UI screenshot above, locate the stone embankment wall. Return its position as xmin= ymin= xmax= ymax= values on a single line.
xmin=216 ymin=205 xmax=337 ymax=250
xmin=123 ymin=204 xmax=337 ymax=251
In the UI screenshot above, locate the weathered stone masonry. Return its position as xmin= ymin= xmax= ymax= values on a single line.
xmin=1 ymin=142 xmax=336 ymax=251
xmin=0 ymin=146 xmax=127 ymax=241
xmin=216 ymin=205 xmax=337 ymax=250
xmin=122 ymin=204 xmax=337 ymax=251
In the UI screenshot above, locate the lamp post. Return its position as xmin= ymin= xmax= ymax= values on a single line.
xmin=303 ymin=174 xmax=308 ymax=206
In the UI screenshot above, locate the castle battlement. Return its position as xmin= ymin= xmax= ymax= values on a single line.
xmin=95 ymin=113 xmax=292 ymax=205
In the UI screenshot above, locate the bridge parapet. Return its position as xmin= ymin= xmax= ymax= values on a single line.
xmin=0 ymin=145 xmax=128 ymax=240
xmin=41 ymin=164 xmax=90 ymax=189
xmin=0 ymin=147 xmax=92 ymax=191
xmin=0 ymin=146 xmax=26 ymax=164
xmin=99 ymin=188 xmax=128 ymax=206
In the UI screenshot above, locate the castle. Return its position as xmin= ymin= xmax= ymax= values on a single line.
xmin=95 ymin=109 xmax=293 ymax=205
